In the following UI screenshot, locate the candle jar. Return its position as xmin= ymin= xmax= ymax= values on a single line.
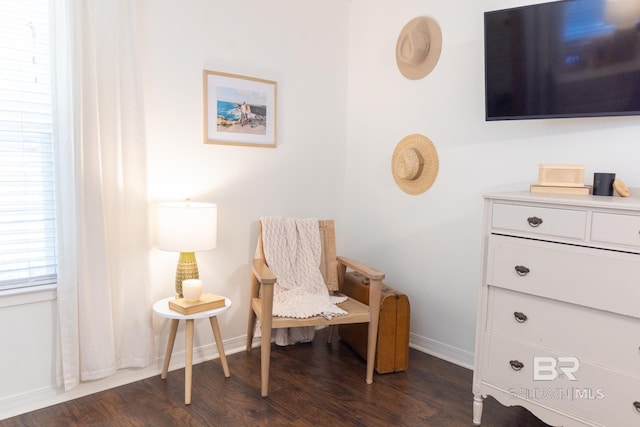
xmin=182 ymin=279 xmax=203 ymax=302
xmin=593 ymin=173 xmax=616 ymax=196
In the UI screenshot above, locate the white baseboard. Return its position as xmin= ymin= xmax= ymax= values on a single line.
xmin=0 ymin=336 xmax=247 ymax=421
xmin=409 ymin=333 xmax=475 ymax=370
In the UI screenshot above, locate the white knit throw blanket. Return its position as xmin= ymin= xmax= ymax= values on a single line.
xmin=261 ymin=217 xmax=347 ymax=320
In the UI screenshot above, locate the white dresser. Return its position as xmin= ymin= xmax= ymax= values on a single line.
xmin=472 ymin=190 xmax=640 ymax=427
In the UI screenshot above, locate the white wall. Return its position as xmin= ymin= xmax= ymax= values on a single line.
xmin=141 ymin=0 xmax=350 ymax=335
xmin=344 ymin=0 xmax=640 ymax=367
xmin=4 ymin=0 xmax=640 ymax=419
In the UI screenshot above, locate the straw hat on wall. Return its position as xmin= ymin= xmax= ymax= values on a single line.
xmin=391 ymin=134 xmax=439 ymax=195
xmin=396 ymin=16 xmax=442 ymax=80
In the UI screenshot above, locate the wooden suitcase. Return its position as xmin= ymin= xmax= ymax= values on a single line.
xmin=338 ymin=271 xmax=410 ymax=373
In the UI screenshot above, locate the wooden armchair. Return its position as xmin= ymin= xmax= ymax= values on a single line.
xmin=246 ymin=219 xmax=385 ymax=397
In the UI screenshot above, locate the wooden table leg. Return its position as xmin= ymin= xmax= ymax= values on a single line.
xmin=209 ymin=316 xmax=230 ymax=377
xmin=185 ymin=319 xmax=194 ymax=405
xmin=161 ymin=319 xmax=179 ymax=380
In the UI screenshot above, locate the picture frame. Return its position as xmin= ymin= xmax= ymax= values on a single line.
xmin=203 ymin=70 xmax=277 ymax=147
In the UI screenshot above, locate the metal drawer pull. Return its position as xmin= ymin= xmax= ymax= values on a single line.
xmin=514 ymin=265 xmax=530 ymax=276
xmin=527 ymin=216 xmax=543 ymax=227
xmin=514 ymin=312 xmax=528 ymax=323
xmin=509 ymin=360 xmax=524 ymax=371
xmin=634 ymin=401 xmax=640 ymax=413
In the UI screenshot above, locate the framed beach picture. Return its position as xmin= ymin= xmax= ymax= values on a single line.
xmin=203 ymin=70 xmax=277 ymax=147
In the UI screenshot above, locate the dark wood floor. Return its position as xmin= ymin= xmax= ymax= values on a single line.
xmin=1 ymin=329 xmax=549 ymax=426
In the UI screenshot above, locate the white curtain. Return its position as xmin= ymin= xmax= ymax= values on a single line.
xmin=53 ymin=0 xmax=153 ymax=390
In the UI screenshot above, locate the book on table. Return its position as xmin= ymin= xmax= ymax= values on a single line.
xmin=168 ymin=293 xmax=226 ymax=314
xmin=530 ymin=184 xmax=591 ymax=195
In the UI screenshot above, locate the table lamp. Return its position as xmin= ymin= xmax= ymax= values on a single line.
xmin=157 ymin=200 xmax=217 ymax=298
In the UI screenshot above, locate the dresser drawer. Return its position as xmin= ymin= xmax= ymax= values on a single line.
xmin=487 ymin=234 xmax=640 ymax=318
xmin=487 ymin=287 xmax=640 ymax=378
xmin=591 ymin=212 xmax=640 ymax=250
xmin=491 ymin=203 xmax=587 ymax=240
xmin=483 ymin=334 xmax=640 ymax=427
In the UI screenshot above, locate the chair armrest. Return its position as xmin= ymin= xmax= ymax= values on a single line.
xmin=252 ymin=259 xmax=276 ymax=284
xmin=336 ymin=256 xmax=385 ymax=281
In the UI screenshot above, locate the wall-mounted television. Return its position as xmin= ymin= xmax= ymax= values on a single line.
xmin=484 ymin=0 xmax=640 ymax=121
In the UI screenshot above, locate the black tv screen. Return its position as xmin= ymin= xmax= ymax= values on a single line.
xmin=484 ymin=0 xmax=640 ymax=120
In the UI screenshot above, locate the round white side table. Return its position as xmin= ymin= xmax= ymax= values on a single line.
xmin=152 ymin=296 xmax=232 ymax=404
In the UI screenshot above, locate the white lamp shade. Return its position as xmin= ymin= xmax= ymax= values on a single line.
xmin=157 ymin=201 xmax=217 ymax=252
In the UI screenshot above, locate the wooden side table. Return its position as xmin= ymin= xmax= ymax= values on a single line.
xmin=152 ymin=296 xmax=232 ymax=404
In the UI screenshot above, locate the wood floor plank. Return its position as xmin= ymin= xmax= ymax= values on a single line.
xmin=0 ymin=330 xmax=550 ymax=426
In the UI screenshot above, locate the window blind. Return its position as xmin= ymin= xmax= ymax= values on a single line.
xmin=0 ymin=0 xmax=56 ymax=290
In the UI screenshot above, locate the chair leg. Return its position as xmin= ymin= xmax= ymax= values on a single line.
xmin=260 ymin=324 xmax=272 ymax=397
xmin=247 ymin=275 xmax=260 ymax=352
xmin=365 ymin=327 xmax=376 ymax=384
xmin=365 ymin=279 xmax=383 ymax=384
xmin=246 ymin=305 xmax=257 ymax=352
xmin=327 ymin=325 xmax=334 ymax=344
xmin=260 ymin=283 xmax=274 ymax=397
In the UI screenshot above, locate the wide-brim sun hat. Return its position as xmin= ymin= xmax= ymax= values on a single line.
xmin=391 ymin=134 xmax=439 ymax=195
xmin=396 ymin=16 xmax=442 ymax=80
